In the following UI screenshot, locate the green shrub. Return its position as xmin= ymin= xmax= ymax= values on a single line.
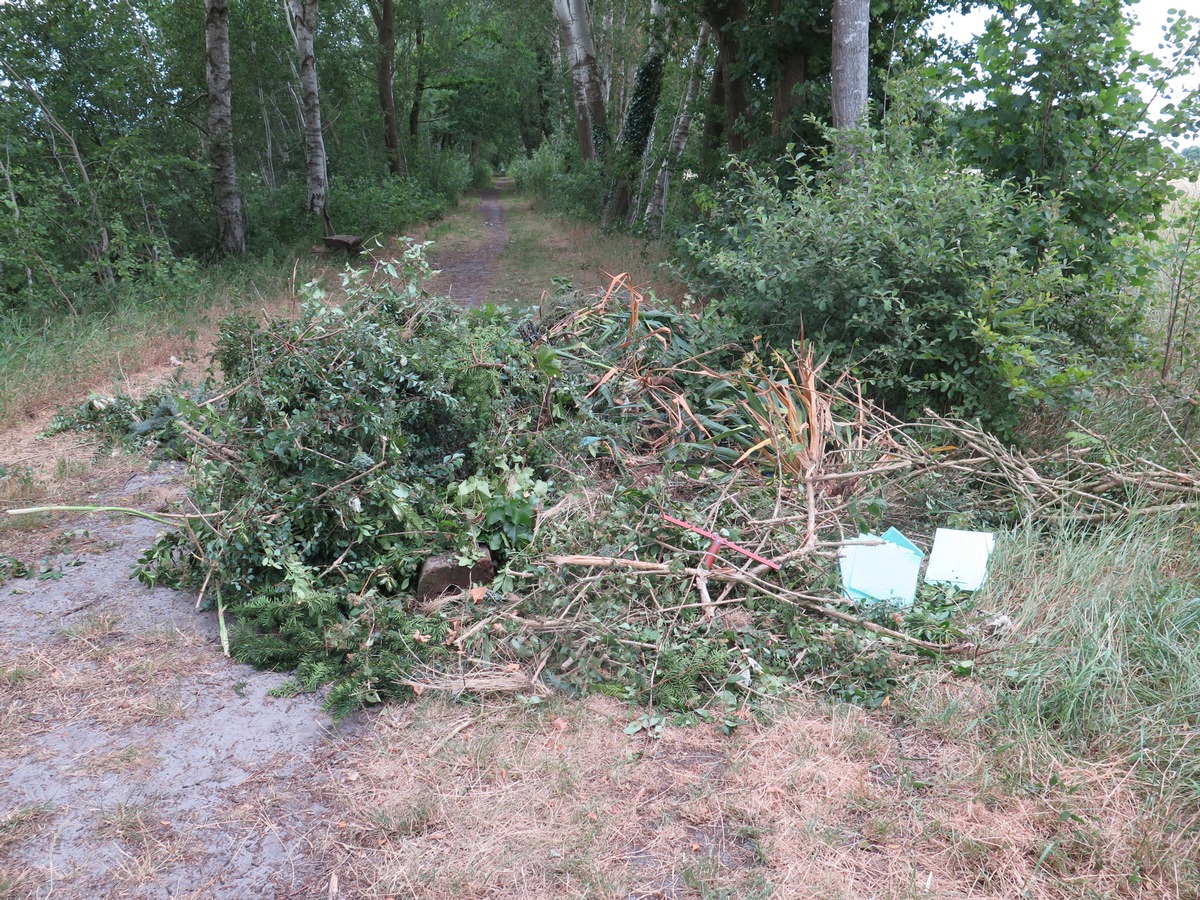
xmin=331 ymin=176 xmax=445 ymax=238
xmin=510 ymin=137 xmax=604 ymax=219
xmin=411 ymin=148 xmax=472 ymax=204
xmin=243 ymin=179 xmax=313 ymax=252
xmin=681 ymin=126 xmax=1142 ymax=435
xmin=509 ymin=138 xmax=565 ymax=196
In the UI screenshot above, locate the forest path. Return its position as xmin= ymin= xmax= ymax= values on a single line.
xmin=424 ymin=178 xmax=511 ymax=307
xmin=420 ymin=175 xmax=680 ymax=308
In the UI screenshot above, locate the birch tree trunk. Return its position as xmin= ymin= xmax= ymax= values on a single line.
xmin=831 ymin=0 xmax=870 ymax=129
xmin=553 ymin=0 xmax=608 ymax=161
xmin=644 ymin=22 xmax=710 ymax=228
xmin=368 ymin=0 xmax=404 ymax=176
xmin=284 ymin=0 xmax=329 ymax=222
xmin=205 ymin=0 xmax=245 ymax=255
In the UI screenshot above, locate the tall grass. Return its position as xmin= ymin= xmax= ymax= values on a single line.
xmin=986 ymin=511 xmax=1200 ymax=798
xmin=0 ymin=257 xmax=303 ymax=425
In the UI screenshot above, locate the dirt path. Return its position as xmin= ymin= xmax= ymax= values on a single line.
xmin=426 ymin=180 xmax=510 ymax=307
xmin=0 ymin=467 xmax=357 ymax=897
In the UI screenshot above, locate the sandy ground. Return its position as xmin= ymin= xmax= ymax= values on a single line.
xmin=0 ymin=462 xmax=361 ymax=897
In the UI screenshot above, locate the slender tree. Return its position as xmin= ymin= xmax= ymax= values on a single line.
xmin=645 ymin=22 xmax=710 ymax=227
xmin=553 ymin=0 xmax=608 ymax=160
xmin=831 ymin=0 xmax=869 ymax=129
xmin=205 ymin=0 xmax=245 ymax=254
xmin=368 ymin=0 xmax=404 ymax=175
xmin=284 ymin=0 xmax=329 ymax=223
xmin=409 ymin=8 xmax=425 ymax=140
xmin=701 ymin=0 xmax=750 ymax=153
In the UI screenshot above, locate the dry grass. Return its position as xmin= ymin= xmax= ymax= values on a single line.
xmin=0 ymin=804 xmax=57 ymax=899
xmin=95 ymin=799 xmax=197 ymax=888
xmin=498 ymin=192 xmax=684 ymax=306
xmin=309 ymin=689 xmax=1190 ymax=900
xmin=0 ymin=623 xmax=208 ymax=758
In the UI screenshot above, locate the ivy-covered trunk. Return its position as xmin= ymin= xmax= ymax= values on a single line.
xmin=204 ymin=0 xmax=245 ymax=255
xmin=285 ymin=0 xmax=328 ymax=221
xmin=603 ymin=0 xmax=666 ymax=225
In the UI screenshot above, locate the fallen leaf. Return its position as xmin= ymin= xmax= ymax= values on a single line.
xmin=469 ymin=586 xmax=487 ymax=602
xmin=552 ymin=717 xmax=569 ymax=731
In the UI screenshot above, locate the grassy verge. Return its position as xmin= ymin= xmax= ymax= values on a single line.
xmin=0 ymin=256 xmax=321 ymax=428
xmin=498 ymin=191 xmax=685 ymax=303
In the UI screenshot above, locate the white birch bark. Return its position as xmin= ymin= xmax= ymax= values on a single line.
xmin=284 ymin=0 xmax=329 ymax=220
xmin=553 ymin=0 xmax=608 ymax=160
xmin=644 ymin=22 xmax=710 ymax=227
xmin=205 ymin=0 xmax=245 ymax=255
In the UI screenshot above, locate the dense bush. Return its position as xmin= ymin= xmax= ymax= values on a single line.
xmin=411 ymin=148 xmax=473 ymax=204
xmin=681 ymin=126 xmax=1143 ymax=435
xmin=244 ymin=166 xmax=461 ymax=253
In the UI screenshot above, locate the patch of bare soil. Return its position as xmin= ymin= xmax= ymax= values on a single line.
xmin=0 ymin=466 xmax=359 ymax=898
xmin=425 ymin=183 xmax=509 ymax=307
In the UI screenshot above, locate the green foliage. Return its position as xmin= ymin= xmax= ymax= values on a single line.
xmin=510 ymin=137 xmax=605 ymax=218
xmin=138 ymin=245 xmax=554 ymax=715
xmin=946 ymin=1 xmax=1200 ymax=277
xmin=409 ymin=149 xmax=474 ymax=206
xmin=1154 ymin=187 xmax=1200 ymax=387
xmin=681 ymin=125 xmax=1131 ymax=434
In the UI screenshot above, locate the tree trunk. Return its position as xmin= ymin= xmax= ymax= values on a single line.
xmin=284 ymin=0 xmax=329 ymax=222
xmin=703 ymin=0 xmax=750 ymax=153
xmin=368 ymin=0 xmax=404 ymax=175
xmin=831 ymin=0 xmax=870 ymax=129
xmin=700 ymin=47 xmax=726 ymax=172
xmin=603 ymin=0 xmax=667 ymax=225
xmin=771 ymin=50 xmax=808 ymax=137
xmin=205 ymin=0 xmax=245 ymax=255
xmin=645 ymin=22 xmax=710 ymax=228
xmin=409 ymin=12 xmax=425 ymax=140
xmin=553 ymin=0 xmax=608 ymax=161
